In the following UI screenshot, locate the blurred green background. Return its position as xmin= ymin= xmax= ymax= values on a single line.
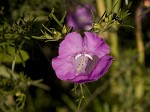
xmin=0 ymin=0 xmax=150 ymax=112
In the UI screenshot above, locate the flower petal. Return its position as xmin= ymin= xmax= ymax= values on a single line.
xmin=59 ymin=32 xmax=83 ymax=57
xmin=90 ymin=55 xmax=113 ymax=80
xmin=52 ymin=56 xmax=76 ymax=81
xmin=83 ymin=32 xmax=110 ymax=58
xmin=66 ymin=13 xmax=78 ymax=30
xmin=71 ymin=75 xmax=93 ymax=83
xmin=71 ymin=55 xmax=113 ymax=83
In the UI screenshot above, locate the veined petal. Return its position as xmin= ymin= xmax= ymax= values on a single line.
xmin=59 ymin=32 xmax=83 ymax=57
xmin=83 ymin=32 xmax=110 ymax=58
xmin=52 ymin=56 xmax=76 ymax=81
xmin=90 ymin=55 xmax=113 ymax=80
xmin=71 ymin=75 xmax=92 ymax=83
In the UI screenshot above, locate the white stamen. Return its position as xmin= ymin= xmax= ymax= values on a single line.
xmin=75 ymin=54 xmax=82 ymax=60
xmin=84 ymin=53 xmax=93 ymax=60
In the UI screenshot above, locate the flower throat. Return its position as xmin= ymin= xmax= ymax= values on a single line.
xmin=74 ymin=53 xmax=99 ymax=75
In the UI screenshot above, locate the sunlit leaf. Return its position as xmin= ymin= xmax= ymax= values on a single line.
xmin=0 ymin=46 xmax=29 ymax=63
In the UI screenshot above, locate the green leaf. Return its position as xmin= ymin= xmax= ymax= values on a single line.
xmin=0 ymin=65 xmax=11 ymax=78
xmin=60 ymin=11 xmax=67 ymax=23
xmin=0 ymin=46 xmax=29 ymax=63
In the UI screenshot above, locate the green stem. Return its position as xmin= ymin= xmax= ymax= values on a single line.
xmin=74 ymin=83 xmax=78 ymax=94
xmin=106 ymin=0 xmax=112 ymax=12
xmin=51 ymin=14 xmax=63 ymax=27
xmin=113 ymin=0 xmax=121 ymax=12
xmin=83 ymin=84 xmax=92 ymax=97
xmin=11 ymin=40 xmax=25 ymax=74
xmin=110 ymin=32 xmax=119 ymax=59
xmin=77 ymin=97 xmax=83 ymax=112
xmin=80 ymin=84 xmax=84 ymax=99
xmin=135 ymin=5 xmax=145 ymax=65
xmin=77 ymin=84 xmax=85 ymax=112
xmin=30 ymin=81 xmax=50 ymax=91
xmin=134 ymin=3 xmax=144 ymax=101
xmin=99 ymin=20 xmax=114 ymax=34
xmin=96 ymin=0 xmax=106 ymax=17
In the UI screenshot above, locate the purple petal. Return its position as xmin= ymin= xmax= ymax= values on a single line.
xmin=66 ymin=13 xmax=78 ymax=30
xmin=83 ymin=32 xmax=110 ymax=58
xmin=66 ymin=4 xmax=95 ymax=31
xmin=76 ymin=5 xmax=93 ymax=23
xmin=52 ymin=56 xmax=76 ymax=81
xmin=90 ymin=55 xmax=113 ymax=80
xmin=59 ymin=32 xmax=83 ymax=58
xmin=71 ymin=75 xmax=93 ymax=83
xmin=71 ymin=55 xmax=113 ymax=83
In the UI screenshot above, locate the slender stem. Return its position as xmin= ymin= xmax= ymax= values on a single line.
xmin=77 ymin=97 xmax=83 ymax=112
xmin=12 ymin=40 xmax=25 ymax=74
xmin=113 ymin=0 xmax=121 ymax=13
xmin=106 ymin=0 xmax=112 ymax=12
xmin=78 ymin=81 xmax=110 ymax=112
xmin=110 ymin=0 xmax=121 ymax=63
xmin=99 ymin=20 xmax=114 ymax=34
xmin=72 ymin=83 xmax=78 ymax=94
xmin=96 ymin=0 xmax=106 ymax=17
xmin=134 ymin=3 xmax=144 ymax=101
xmin=12 ymin=54 xmax=17 ymax=74
xmin=110 ymin=32 xmax=119 ymax=59
xmin=80 ymin=84 xmax=84 ymax=99
xmin=51 ymin=14 xmax=63 ymax=27
xmin=83 ymin=84 xmax=93 ymax=97
xmin=135 ymin=5 xmax=145 ymax=65
xmin=30 ymin=81 xmax=50 ymax=91
xmin=77 ymin=84 xmax=85 ymax=112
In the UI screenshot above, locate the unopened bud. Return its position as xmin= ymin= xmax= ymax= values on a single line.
xmin=54 ymin=31 xmax=62 ymax=40
xmin=62 ymin=25 xmax=67 ymax=34
xmin=93 ymin=23 xmax=100 ymax=29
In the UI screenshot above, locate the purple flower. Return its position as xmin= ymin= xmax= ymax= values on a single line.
xmin=52 ymin=32 xmax=113 ymax=83
xmin=66 ymin=4 xmax=95 ymax=31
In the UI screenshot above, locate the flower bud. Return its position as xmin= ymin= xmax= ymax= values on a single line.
xmin=93 ymin=23 xmax=100 ymax=29
xmin=62 ymin=25 xmax=67 ymax=34
xmin=54 ymin=31 xmax=62 ymax=40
